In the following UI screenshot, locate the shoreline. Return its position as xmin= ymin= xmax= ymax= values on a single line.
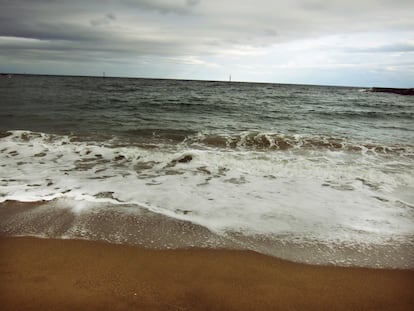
xmin=1 ymin=199 xmax=414 ymax=269
xmin=1 ymin=236 xmax=414 ymax=310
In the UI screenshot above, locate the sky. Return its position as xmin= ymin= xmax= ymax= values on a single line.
xmin=1 ymin=0 xmax=413 ymax=87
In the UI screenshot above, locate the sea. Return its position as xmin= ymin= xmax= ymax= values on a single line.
xmin=1 ymin=75 xmax=413 ymax=268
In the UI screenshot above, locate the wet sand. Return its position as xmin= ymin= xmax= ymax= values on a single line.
xmin=1 ymin=236 xmax=413 ymax=310
xmin=2 ymin=199 xmax=413 ymax=269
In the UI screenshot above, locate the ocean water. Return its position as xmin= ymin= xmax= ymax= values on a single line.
xmin=1 ymin=75 xmax=413 ymax=267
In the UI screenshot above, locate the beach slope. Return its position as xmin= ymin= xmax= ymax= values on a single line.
xmin=1 ymin=237 xmax=413 ymax=310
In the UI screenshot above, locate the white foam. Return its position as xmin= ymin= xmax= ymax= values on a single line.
xmin=1 ymin=130 xmax=413 ymax=245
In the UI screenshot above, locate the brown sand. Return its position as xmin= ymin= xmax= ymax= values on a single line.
xmin=1 ymin=237 xmax=413 ymax=311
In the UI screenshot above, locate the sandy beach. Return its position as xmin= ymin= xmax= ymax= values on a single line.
xmin=1 ymin=236 xmax=413 ymax=310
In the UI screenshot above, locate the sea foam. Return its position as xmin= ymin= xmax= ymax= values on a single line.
xmin=1 ymin=130 xmax=413 ymax=246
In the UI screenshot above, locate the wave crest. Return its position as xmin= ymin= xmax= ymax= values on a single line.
xmin=185 ymin=132 xmax=413 ymax=155
xmin=1 ymin=130 xmax=412 ymax=157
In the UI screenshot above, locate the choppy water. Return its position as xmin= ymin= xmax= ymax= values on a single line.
xmin=1 ymin=75 xmax=413 ymax=268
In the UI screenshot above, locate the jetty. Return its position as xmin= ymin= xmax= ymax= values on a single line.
xmin=370 ymin=87 xmax=414 ymax=96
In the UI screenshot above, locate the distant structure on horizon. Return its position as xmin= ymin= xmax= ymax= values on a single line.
xmin=370 ymin=87 xmax=414 ymax=96
xmin=229 ymin=74 xmax=231 ymax=82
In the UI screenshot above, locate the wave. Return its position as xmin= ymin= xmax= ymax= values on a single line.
xmin=0 ymin=129 xmax=413 ymax=253
xmin=1 ymin=130 xmax=412 ymax=157
xmin=184 ymin=132 xmax=413 ymax=155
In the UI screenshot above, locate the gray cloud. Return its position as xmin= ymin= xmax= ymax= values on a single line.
xmin=121 ymin=0 xmax=201 ymax=15
xmin=90 ymin=13 xmax=116 ymax=27
xmin=1 ymin=1 xmax=412 ymax=47
xmin=0 ymin=0 xmax=413 ymax=86
xmin=352 ymin=42 xmax=414 ymax=54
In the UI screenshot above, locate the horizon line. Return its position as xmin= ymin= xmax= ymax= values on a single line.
xmin=1 ymin=71 xmax=406 ymax=89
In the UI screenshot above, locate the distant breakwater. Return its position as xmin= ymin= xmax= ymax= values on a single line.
xmin=370 ymin=87 xmax=414 ymax=96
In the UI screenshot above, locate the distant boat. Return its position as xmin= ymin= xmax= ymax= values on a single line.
xmin=229 ymin=74 xmax=231 ymax=82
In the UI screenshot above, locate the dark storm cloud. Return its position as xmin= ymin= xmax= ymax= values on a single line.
xmin=0 ymin=0 xmax=200 ymax=42
xmin=0 ymin=0 xmax=92 ymax=41
xmin=1 ymin=1 xmax=412 ymax=50
xmin=0 ymin=19 xmax=101 ymax=42
xmin=0 ymin=0 xmax=203 ymax=54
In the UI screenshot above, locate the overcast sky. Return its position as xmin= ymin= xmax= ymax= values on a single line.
xmin=1 ymin=0 xmax=413 ymax=87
